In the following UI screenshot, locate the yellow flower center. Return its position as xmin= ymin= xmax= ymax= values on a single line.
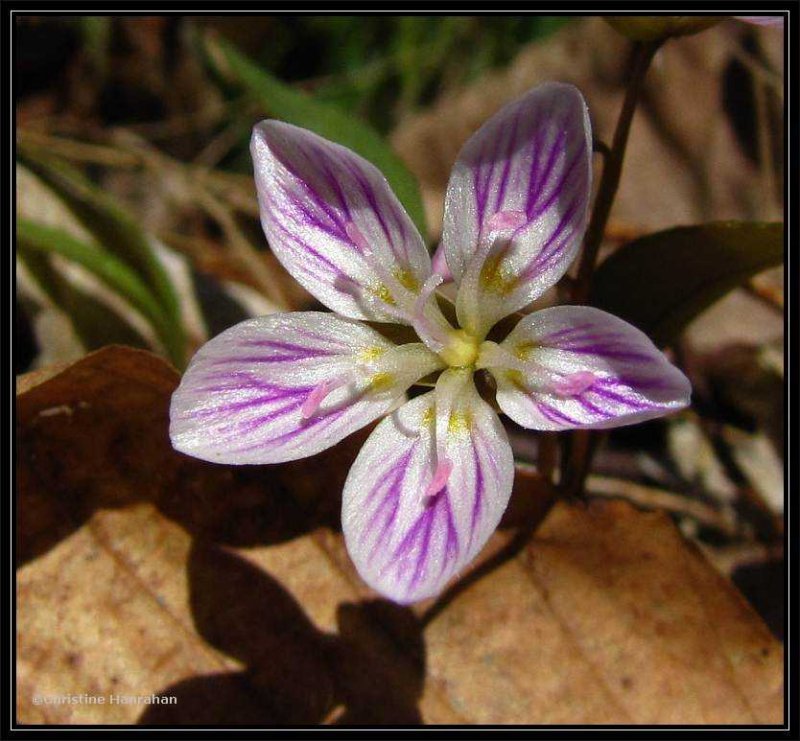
xmin=438 ymin=328 xmax=480 ymax=368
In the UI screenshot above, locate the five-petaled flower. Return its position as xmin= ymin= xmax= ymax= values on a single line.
xmin=170 ymin=82 xmax=691 ymax=604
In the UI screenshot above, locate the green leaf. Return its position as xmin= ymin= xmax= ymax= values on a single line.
xmin=17 ymin=151 xmax=184 ymax=356
xmin=17 ymin=219 xmax=181 ymax=365
xmin=590 ymin=222 xmax=783 ymax=347
xmin=203 ymin=33 xmax=429 ymax=237
xmin=18 ymin=248 xmax=152 ymax=353
xmin=77 ymin=16 xmax=112 ymax=79
xmin=18 ymin=152 xmax=180 ymax=318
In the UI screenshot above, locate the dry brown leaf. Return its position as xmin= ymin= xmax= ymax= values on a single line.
xmin=425 ymin=499 xmax=782 ymax=724
xmin=17 ymin=348 xmax=783 ymax=725
xmin=392 ymin=18 xmax=783 ymax=240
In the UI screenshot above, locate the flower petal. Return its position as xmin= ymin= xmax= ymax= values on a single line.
xmin=251 ymin=121 xmax=432 ymax=323
xmin=441 ymin=83 xmax=592 ymax=336
xmin=342 ymin=370 xmax=514 ymax=603
xmin=479 ymin=306 xmax=691 ymax=430
xmin=430 ymin=241 xmax=453 ymax=282
xmin=170 ymin=312 xmax=443 ymax=464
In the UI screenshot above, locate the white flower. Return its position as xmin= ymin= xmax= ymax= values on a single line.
xmin=170 ymin=83 xmax=690 ymax=603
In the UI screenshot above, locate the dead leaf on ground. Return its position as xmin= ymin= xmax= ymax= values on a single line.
xmin=16 ymin=347 xmax=783 ymax=725
xmin=392 ymin=18 xmax=783 ymax=238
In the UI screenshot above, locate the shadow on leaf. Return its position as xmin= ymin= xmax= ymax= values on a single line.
xmin=16 ymin=346 xmax=369 ymax=566
xmin=139 ymin=541 xmax=425 ymax=725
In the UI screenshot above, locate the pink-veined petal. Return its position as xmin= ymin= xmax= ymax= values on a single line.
xmin=251 ymin=121 xmax=432 ymax=323
xmin=478 ymin=306 xmax=691 ymax=430
xmin=342 ymin=370 xmax=514 ymax=604
xmin=170 ymin=312 xmax=443 ymax=464
xmin=441 ymin=83 xmax=592 ymax=336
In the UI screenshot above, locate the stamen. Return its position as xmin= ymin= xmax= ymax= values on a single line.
xmin=362 ymin=292 xmax=408 ymax=323
xmin=553 ymin=371 xmax=596 ymax=397
xmin=431 ymin=243 xmax=452 ymax=282
xmin=423 ymin=457 xmax=453 ymax=500
xmin=415 ymin=274 xmax=444 ymax=314
xmin=467 ymin=210 xmax=528 ymax=275
xmin=301 ymin=376 xmax=349 ymax=419
xmin=410 ymin=274 xmax=448 ymax=352
xmin=478 ymin=342 xmax=595 ymax=395
xmin=476 ymin=341 xmax=527 ymax=372
xmin=345 ymin=221 xmax=370 ymax=253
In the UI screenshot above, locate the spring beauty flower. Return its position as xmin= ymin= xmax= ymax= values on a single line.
xmin=170 ymin=83 xmax=691 ymax=603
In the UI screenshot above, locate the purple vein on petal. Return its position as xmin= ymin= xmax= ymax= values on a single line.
xmin=442 ymin=504 xmax=460 ymax=577
xmin=528 ymin=144 xmax=585 ymax=223
xmin=471 ymin=142 xmax=486 ymax=226
xmin=239 ymin=338 xmax=344 ymax=353
xmin=612 ymin=375 xmax=673 ymax=391
xmin=214 ymin=396 xmax=307 ymax=436
xmin=588 ymin=385 xmax=658 ymax=411
xmin=317 ymin=146 xmax=353 ymax=221
xmin=408 ymin=510 xmax=437 ymax=591
xmin=274 ymin=146 xmax=348 ymax=236
xmin=469 ymin=441 xmax=485 ymax=546
xmin=225 ymin=402 xmax=353 ymax=456
xmin=361 ymin=446 xmax=415 ymax=554
xmin=537 ymin=323 xmax=596 ymax=344
xmin=268 ymin=211 xmax=345 ymax=275
xmin=560 ymin=344 xmax=654 ymax=362
xmin=208 ymin=349 xmax=334 ymax=365
xmin=362 ymin=460 xmax=406 ymax=548
xmin=523 ymin=111 xmax=548 ymax=217
xmin=182 ymin=395 xmax=279 ymax=420
xmin=191 ymin=375 xmax=313 ymax=395
xmin=526 ymin=124 xmax=565 ymax=217
xmin=390 ymin=510 xmax=429 ymax=564
xmin=518 ymin=196 xmax=582 ymax=280
xmin=536 ymin=399 xmax=582 ymax=426
xmin=272 ymin=182 xmax=347 ymax=241
xmin=492 ymin=107 xmax=522 ymax=215
xmin=575 ymin=395 xmax=614 ymax=420
xmin=341 ymin=157 xmax=399 ymax=256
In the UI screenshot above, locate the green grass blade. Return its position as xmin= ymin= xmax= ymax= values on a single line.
xmin=18 ymin=219 xmax=184 ymax=366
xmin=204 ymin=33 xmax=429 ymax=237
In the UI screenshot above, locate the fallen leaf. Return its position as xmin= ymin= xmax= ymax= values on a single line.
xmin=16 ymin=348 xmax=783 ymax=725
xmin=391 ymin=18 xmax=783 ymax=239
xmin=424 ymin=498 xmax=782 ymax=724
xmin=723 ymin=426 xmax=784 ymax=514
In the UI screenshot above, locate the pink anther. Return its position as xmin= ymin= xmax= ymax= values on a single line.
xmin=484 ymin=209 xmax=527 ymax=236
xmin=431 ymin=243 xmax=453 ymax=282
xmin=345 ymin=221 xmax=371 ymax=253
xmin=423 ymin=457 xmax=454 ymax=500
xmin=301 ymin=377 xmax=348 ymax=419
xmin=553 ymin=371 xmax=596 ymax=397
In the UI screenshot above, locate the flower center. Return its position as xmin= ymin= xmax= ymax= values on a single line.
xmin=409 ymin=275 xmax=480 ymax=368
xmin=438 ymin=329 xmax=480 ymax=368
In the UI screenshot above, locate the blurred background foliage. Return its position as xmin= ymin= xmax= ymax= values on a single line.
xmin=15 ymin=14 xmax=573 ymax=373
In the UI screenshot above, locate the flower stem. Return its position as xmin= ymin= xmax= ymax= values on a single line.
xmin=421 ymin=42 xmax=664 ymax=612
xmin=572 ymin=39 xmax=662 ymax=304
xmin=564 ymin=39 xmax=661 ymax=498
